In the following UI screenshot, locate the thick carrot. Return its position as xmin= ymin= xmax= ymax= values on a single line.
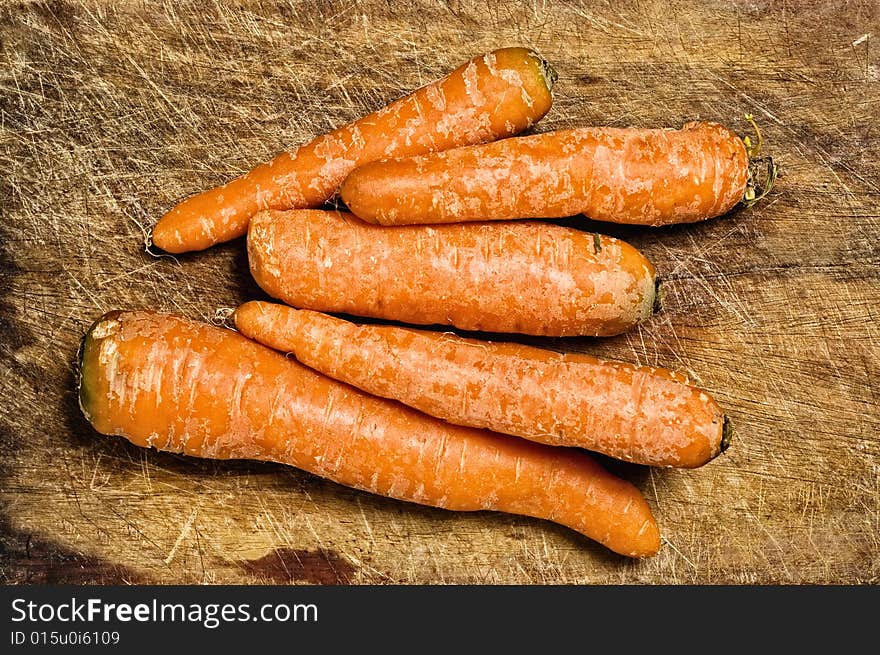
xmin=78 ymin=310 xmax=661 ymax=558
xmin=247 ymin=209 xmax=657 ymax=337
xmin=234 ymin=302 xmax=731 ymax=469
xmin=339 ymin=121 xmax=754 ymax=226
xmin=151 ymin=47 xmax=556 ymax=254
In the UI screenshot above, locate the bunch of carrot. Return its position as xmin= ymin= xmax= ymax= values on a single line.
xmin=79 ymin=47 xmax=774 ymax=559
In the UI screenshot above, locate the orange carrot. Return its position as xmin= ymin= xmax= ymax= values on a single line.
xmin=234 ymin=302 xmax=730 ymax=469
xmin=151 ymin=47 xmax=556 ymax=254
xmin=247 ymin=209 xmax=657 ymax=337
xmin=78 ymin=310 xmax=661 ymax=557
xmin=340 ymin=121 xmax=760 ymax=226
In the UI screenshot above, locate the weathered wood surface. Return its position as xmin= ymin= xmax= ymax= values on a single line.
xmin=1 ymin=0 xmax=878 ymax=584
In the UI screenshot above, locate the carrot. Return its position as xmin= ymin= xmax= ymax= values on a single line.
xmin=78 ymin=310 xmax=661 ymax=558
xmin=339 ymin=121 xmax=769 ymax=227
xmin=151 ymin=47 xmax=557 ymax=254
xmin=247 ymin=209 xmax=657 ymax=337
xmin=234 ymin=302 xmax=731 ymax=469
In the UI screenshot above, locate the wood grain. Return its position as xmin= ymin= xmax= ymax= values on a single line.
xmin=1 ymin=0 xmax=878 ymax=584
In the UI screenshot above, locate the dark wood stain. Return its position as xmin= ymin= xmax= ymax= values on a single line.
xmin=577 ymin=73 xmax=604 ymax=85
xmin=0 ymin=513 xmax=147 ymax=585
xmin=238 ymin=548 xmax=357 ymax=585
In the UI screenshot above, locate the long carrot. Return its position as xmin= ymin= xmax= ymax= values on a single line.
xmin=247 ymin=209 xmax=657 ymax=337
xmin=151 ymin=47 xmax=556 ymax=254
xmin=339 ymin=121 xmax=771 ymax=226
xmin=234 ymin=302 xmax=730 ymax=469
xmin=78 ymin=310 xmax=661 ymax=558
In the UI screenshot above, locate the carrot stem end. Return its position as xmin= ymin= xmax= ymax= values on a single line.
xmin=742 ymin=113 xmax=778 ymax=207
xmin=720 ymin=415 xmax=733 ymax=453
xmin=530 ymin=50 xmax=558 ymax=89
xmin=652 ymin=276 xmax=664 ymax=314
xmin=744 ymin=156 xmax=778 ymax=207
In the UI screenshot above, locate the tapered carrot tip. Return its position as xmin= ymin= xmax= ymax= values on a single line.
xmin=640 ymin=518 xmax=662 ymax=558
xmin=233 ymin=301 xmax=270 ymax=335
xmin=150 ymin=218 xmax=179 ymax=254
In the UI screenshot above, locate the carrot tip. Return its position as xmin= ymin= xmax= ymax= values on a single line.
xmin=720 ymin=415 xmax=733 ymax=453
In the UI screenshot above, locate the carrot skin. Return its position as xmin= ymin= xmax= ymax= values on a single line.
xmin=340 ymin=121 xmax=749 ymax=226
xmin=78 ymin=310 xmax=661 ymax=558
xmin=234 ymin=302 xmax=728 ymax=468
xmin=247 ymin=209 xmax=657 ymax=337
xmin=151 ymin=47 xmax=555 ymax=253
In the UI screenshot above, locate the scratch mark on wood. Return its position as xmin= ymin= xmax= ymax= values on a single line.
xmin=164 ymin=507 xmax=197 ymax=565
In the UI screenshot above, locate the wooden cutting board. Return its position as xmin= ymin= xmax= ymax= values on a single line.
xmin=2 ymin=0 xmax=878 ymax=584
